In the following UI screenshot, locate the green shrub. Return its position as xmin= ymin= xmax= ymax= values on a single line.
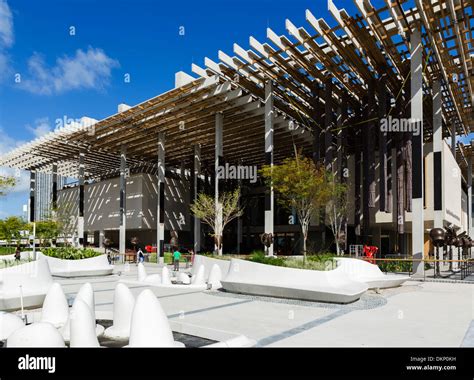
xmin=248 ymin=251 xmax=285 ymax=266
xmin=377 ymin=260 xmax=431 ymax=273
xmin=42 ymin=247 xmax=101 ymax=260
xmin=0 ymin=246 xmax=16 ymax=255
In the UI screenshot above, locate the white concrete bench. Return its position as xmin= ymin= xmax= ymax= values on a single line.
xmin=221 ymin=259 xmax=368 ymax=304
xmin=334 ymin=258 xmax=409 ymax=289
xmin=0 ymin=258 xmax=53 ymax=311
xmin=37 ymin=252 xmax=113 ymax=277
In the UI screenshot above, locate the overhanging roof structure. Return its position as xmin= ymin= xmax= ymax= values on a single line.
xmin=0 ymin=0 xmax=473 ymax=179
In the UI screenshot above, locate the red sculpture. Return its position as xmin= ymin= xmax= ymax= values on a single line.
xmin=363 ymin=245 xmax=378 ymax=264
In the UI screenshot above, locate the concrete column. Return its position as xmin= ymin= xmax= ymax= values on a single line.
xmin=324 ymin=77 xmax=334 ymax=171
xmin=157 ymin=133 xmax=165 ymax=263
xmin=29 ymin=170 xmax=36 ymax=223
xmin=264 ymin=80 xmax=274 ymax=256
xmin=193 ymin=144 xmax=201 ymax=253
xmin=468 ymin=156 xmax=473 ymax=240
xmin=29 ymin=170 xmax=37 ymax=258
xmin=52 ymin=164 xmax=58 ymax=210
xmin=215 ymin=113 xmax=224 ymax=255
xmin=451 ymin=123 xmax=456 ymax=157
xmin=237 ymin=172 xmax=243 ymax=254
xmin=77 ymin=151 xmax=85 ymax=248
xmin=433 ymin=80 xmax=443 ymax=229
xmin=119 ymin=146 xmax=126 ymax=255
xmin=99 ymin=230 xmax=105 ymax=249
xmin=410 ymin=25 xmax=424 ymax=276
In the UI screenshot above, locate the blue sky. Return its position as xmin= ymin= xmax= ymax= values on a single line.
xmin=0 ymin=0 xmax=472 ymax=218
xmin=2 ymin=0 xmax=352 ymax=218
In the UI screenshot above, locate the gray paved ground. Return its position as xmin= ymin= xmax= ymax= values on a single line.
xmin=52 ymin=262 xmax=473 ymax=347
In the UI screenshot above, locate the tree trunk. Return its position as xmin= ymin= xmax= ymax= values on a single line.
xmin=303 ymin=235 xmax=307 ymax=266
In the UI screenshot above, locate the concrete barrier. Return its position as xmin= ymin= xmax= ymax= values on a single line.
xmin=0 ymin=258 xmax=53 ymax=311
xmin=334 ymin=258 xmax=409 ymax=289
xmin=221 ymin=259 xmax=368 ymax=304
xmin=37 ymin=252 xmax=113 ymax=277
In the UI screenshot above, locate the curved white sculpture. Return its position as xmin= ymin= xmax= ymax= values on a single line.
xmin=136 ymin=263 xmax=162 ymax=284
xmin=128 ymin=289 xmax=184 ymax=347
xmin=37 ymin=252 xmax=113 ymax=278
xmin=161 ymin=266 xmax=171 ymax=285
xmin=192 ymin=254 xmax=231 ymax=279
xmin=207 ymin=264 xmax=223 ymax=289
xmin=177 ymin=272 xmax=191 ymax=284
xmin=70 ymin=299 xmax=100 ymax=348
xmin=75 ymin=283 xmax=96 ymax=320
xmin=145 ymin=274 xmax=162 ymax=284
xmin=334 ymin=258 xmax=409 ymax=289
xmin=103 ymin=283 xmax=135 ymax=340
xmin=204 ymin=335 xmax=257 ymax=347
xmin=137 ymin=263 xmax=148 ymax=282
xmin=40 ymin=283 xmax=69 ymax=328
xmin=221 ymin=259 xmax=368 ymax=304
xmin=0 ymin=312 xmax=25 ymax=340
xmin=0 ymin=258 xmax=53 ymax=311
xmin=60 ymin=283 xmax=104 ymax=341
xmin=7 ymin=322 xmax=66 ymax=347
xmin=191 ymin=264 xmax=206 ymax=285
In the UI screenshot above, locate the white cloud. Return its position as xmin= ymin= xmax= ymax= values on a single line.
xmin=26 ymin=117 xmax=52 ymax=138
xmin=21 ymin=47 xmax=120 ymax=95
xmin=0 ymin=0 xmax=12 ymax=82
xmin=0 ymin=0 xmax=13 ymax=47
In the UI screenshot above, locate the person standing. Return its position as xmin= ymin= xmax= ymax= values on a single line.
xmin=173 ymin=248 xmax=181 ymax=271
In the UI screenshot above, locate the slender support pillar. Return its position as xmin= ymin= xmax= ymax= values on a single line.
xmin=311 ymin=85 xmax=321 ymax=163
xmin=78 ymin=152 xmax=85 ymax=248
xmin=157 ymin=133 xmax=166 ymax=262
xmin=410 ymin=25 xmax=424 ymax=276
xmin=29 ymin=171 xmax=36 ymax=223
xmin=215 ymin=113 xmax=224 ymax=255
xmin=433 ymin=79 xmax=443 ymax=272
xmin=99 ymin=230 xmax=105 ymax=249
xmin=363 ymin=79 xmax=376 ymax=237
xmin=451 ymin=123 xmax=456 ymax=157
xmin=377 ymin=77 xmax=388 ymax=212
xmin=52 ymin=164 xmax=58 ymax=210
xmin=433 ymin=80 xmax=443 ymax=229
xmin=119 ymin=146 xmax=126 ymax=255
xmin=193 ymin=144 xmax=201 ymax=253
xmin=324 ymin=78 xmax=334 ymax=171
xmin=264 ymin=80 xmax=274 ymax=256
xmin=237 ymin=159 xmax=243 ymax=254
xmin=29 ymin=170 xmax=36 ymax=259
xmin=468 ymin=156 xmax=473 ymax=257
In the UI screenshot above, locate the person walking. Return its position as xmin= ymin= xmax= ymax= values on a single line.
xmin=173 ymin=248 xmax=181 ymax=272
xmin=14 ymin=247 xmax=21 ymax=261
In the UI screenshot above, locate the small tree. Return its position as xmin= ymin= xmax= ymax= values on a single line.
xmin=35 ymin=220 xmax=60 ymax=247
xmin=325 ymin=175 xmax=348 ymax=256
xmin=261 ymin=152 xmax=330 ymax=262
xmin=54 ymin=202 xmax=77 ymax=246
xmin=190 ymin=188 xmax=243 ymax=256
xmin=0 ymin=216 xmax=29 ymax=247
xmin=0 ymin=176 xmax=16 ymax=196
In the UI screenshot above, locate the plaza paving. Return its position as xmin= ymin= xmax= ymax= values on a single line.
xmin=54 ymin=262 xmax=473 ymax=347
